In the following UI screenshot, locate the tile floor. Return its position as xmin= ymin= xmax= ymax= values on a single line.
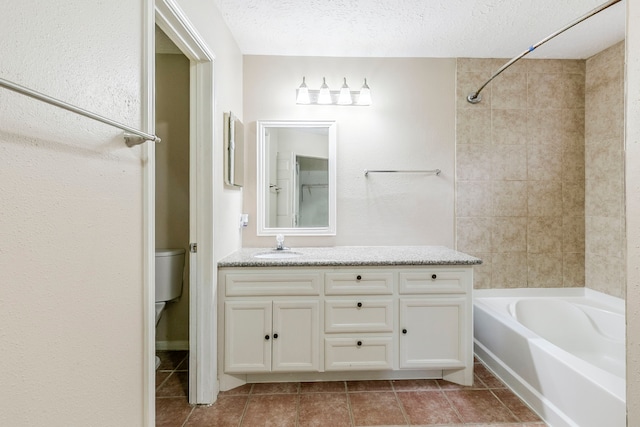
xmin=156 ymin=351 xmax=547 ymax=427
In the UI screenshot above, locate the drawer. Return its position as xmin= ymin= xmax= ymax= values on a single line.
xmin=325 ymin=300 xmax=393 ymax=333
xmin=399 ymin=268 xmax=471 ymax=294
xmin=225 ymin=271 xmax=321 ymax=296
xmin=325 ymin=270 xmax=393 ymax=295
xmin=324 ymin=337 xmax=393 ymax=371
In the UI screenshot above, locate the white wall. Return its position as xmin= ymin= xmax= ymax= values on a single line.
xmin=0 ymin=1 xmax=146 ymax=425
xmin=626 ymin=1 xmax=640 ymax=424
xmin=0 ymin=0 xmax=244 ymax=424
xmin=175 ymin=0 xmax=245 ymax=264
xmin=243 ymin=56 xmax=456 ymax=248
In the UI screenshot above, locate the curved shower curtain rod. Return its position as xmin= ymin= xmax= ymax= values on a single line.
xmin=467 ymin=0 xmax=622 ymax=104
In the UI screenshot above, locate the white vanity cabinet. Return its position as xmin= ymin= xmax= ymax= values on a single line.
xmin=218 ymin=262 xmax=475 ymax=389
xmin=223 ymin=270 xmax=321 ymax=374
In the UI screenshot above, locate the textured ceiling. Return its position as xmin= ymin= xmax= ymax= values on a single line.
xmin=212 ymin=0 xmax=625 ymax=59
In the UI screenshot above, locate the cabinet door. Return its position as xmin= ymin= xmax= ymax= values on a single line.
xmin=225 ymin=301 xmax=272 ymax=373
xmin=272 ymin=301 xmax=320 ymax=372
xmin=399 ymin=298 xmax=468 ymax=369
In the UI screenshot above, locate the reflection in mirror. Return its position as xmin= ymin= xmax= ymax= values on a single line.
xmin=257 ymin=120 xmax=336 ymax=236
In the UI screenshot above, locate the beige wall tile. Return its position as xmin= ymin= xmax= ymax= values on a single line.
xmin=585 ymin=216 xmax=623 ymax=258
xmin=492 ymin=72 xmax=527 ymax=109
xmin=492 ymin=181 xmax=527 ymax=216
xmin=585 ymin=177 xmax=623 ymax=218
xmin=563 ymin=215 xmax=585 ymax=253
xmin=492 ymin=217 xmax=527 ymax=252
xmin=456 ymin=181 xmax=492 ymax=217
xmin=457 ymin=72 xmax=492 ymax=108
xmin=562 ymin=146 xmax=585 ymax=182
xmin=526 ymin=59 xmax=564 ymax=74
xmin=528 ymin=181 xmax=562 ymax=216
xmin=456 ymin=144 xmax=493 ymax=180
xmin=562 ymin=60 xmax=586 ymax=75
xmin=491 ymin=252 xmax=528 ymax=288
xmin=563 ymin=252 xmax=585 ymax=287
xmin=527 ymin=217 xmax=562 ymax=253
xmin=585 ymin=252 xmax=624 ymax=298
xmin=492 ymin=145 xmax=527 ymax=180
xmin=528 ymin=253 xmax=563 ymax=287
xmin=562 ymin=182 xmax=585 ymax=216
xmin=527 ymin=144 xmax=563 ymax=181
xmin=457 ymin=108 xmax=491 ymax=144
xmin=456 ymin=217 xmax=492 ymax=252
xmin=492 ymin=109 xmax=528 ymax=145
xmin=458 ymin=58 xmax=495 ymax=73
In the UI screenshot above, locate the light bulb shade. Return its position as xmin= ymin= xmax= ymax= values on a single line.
xmin=296 ymin=77 xmax=310 ymax=104
xmin=358 ymin=78 xmax=371 ymax=106
xmin=337 ymin=77 xmax=352 ymax=105
xmin=318 ymin=77 xmax=332 ymax=104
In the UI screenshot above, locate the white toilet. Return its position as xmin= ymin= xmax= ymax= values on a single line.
xmin=155 ymin=248 xmax=185 ymax=369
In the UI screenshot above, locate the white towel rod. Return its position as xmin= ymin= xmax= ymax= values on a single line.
xmin=364 ymin=169 xmax=441 ymax=177
xmin=0 ymin=77 xmax=160 ymax=147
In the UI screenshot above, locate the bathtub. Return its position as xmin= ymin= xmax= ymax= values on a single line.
xmin=473 ymin=288 xmax=625 ymax=427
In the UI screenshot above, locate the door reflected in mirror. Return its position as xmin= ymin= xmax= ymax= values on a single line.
xmin=257 ymin=120 xmax=336 ymax=236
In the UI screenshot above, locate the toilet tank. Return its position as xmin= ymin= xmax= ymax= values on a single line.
xmin=155 ymin=248 xmax=185 ymax=302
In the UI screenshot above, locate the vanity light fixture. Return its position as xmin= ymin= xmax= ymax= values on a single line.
xmin=295 ymin=77 xmax=310 ymax=104
xmin=296 ymin=77 xmax=372 ymax=106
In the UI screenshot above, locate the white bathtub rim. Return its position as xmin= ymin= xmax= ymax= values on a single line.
xmin=473 ymin=296 xmax=626 ymax=400
xmin=474 ymin=287 xmax=624 ymax=313
xmin=474 ymin=340 xmax=579 ymax=427
xmin=474 ymin=340 xmax=576 ymax=427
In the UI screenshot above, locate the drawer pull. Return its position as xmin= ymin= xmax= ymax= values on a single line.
xmin=357 ymin=302 xmax=362 ymax=308
xmin=431 ymin=274 xmax=437 ymax=280
xmin=273 ymin=333 xmax=278 ymax=339
xmin=356 ymin=275 xmax=362 ymax=281
xmin=356 ymin=340 xmax=363 ymax=347
xmin=402 ymin=328 xmax=408 ymax=334
xmin=265 ymin=334 xmax=270 ymax=340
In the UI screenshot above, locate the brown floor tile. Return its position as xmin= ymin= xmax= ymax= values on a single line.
xmin=219 ymin=383 xmax=253 ymax=396
xmin=391 ymin=379 xmax=440 ymax=391
xmin=298 ymin=393 xmax=351 ymax=427
xmin=349 ymin=392 xmax=407 ymax=426
xmin=397 ymin=390 xmax=461 ymax=425
xmin=184 ymin=395 xmax=248 ymax=426
xmin=251 ymin=382 xmax=299 ymax=394
xmin=156 ymin=370 xmax=172 ymax=391
xmin=445 ymin=389 xmax=518 ymax=424
xmin=241 ymin=394 xmax=298 ymax=426
xmin=301 ymin=381 xmax=347 ymax=393
xmin=492 ymin=388 xmax=541 ymax=422
xmin=156 ymin=371 xmax=189 ymax=397
xmin=156 ymin=397 xmax=193 ymax=427
xmin=156 ymin=350 xmax=188 ymax=371
xmin=347 ymin=380 xmax=392 ymax=392
xmin=436 ymin=374 xmax=487 ymax=390
xmin=474 ymin=363 xmax=506 ymax=388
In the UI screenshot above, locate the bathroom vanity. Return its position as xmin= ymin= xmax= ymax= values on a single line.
xmin=217 ymin=246 xmax=481 ymax=391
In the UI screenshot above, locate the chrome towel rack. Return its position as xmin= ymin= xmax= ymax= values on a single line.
xmin=364 ymin=169 xmax=441 ymax=177
xmin=0 ymin=77 xmax=160 ymax=147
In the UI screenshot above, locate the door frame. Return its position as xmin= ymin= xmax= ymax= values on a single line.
xmin=143 ymin=0 xmax=216 ymax=423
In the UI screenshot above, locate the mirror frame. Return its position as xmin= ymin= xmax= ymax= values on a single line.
xmin=257 ymin=120 xmax=337 ymax=236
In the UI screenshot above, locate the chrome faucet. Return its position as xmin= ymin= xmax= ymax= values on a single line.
xmin=276 ymin=234 xmax=286 ymax=250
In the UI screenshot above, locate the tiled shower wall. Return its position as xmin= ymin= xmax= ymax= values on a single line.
xmin=456 ymin=58 xmax=586 ymax=289
xmin=585 ymin=41 xmax=625 ymax=298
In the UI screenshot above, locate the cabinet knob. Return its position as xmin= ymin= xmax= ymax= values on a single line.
xmin=357 ymin=302 xmax=362 ymax=308
xmin=356 ymin=340 xmax=362 ymax=347
xmin=273 ymin=333 xmax=278 ymax=339
xmin=356 ymin=275 xmax=362 ymax=281
xmin=265 ymin=334 xmax=270 ymax=340
xmin=431 ymin=274 xmax=437 ymax=280
xmin=402 ymin=328 xmax=408 ymax=334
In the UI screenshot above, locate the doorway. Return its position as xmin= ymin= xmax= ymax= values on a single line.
xmin=148 ymin=0 xmax=217 ymax=415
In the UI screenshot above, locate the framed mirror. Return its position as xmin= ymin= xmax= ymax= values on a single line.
xmin=224 ymin=112 xmax=244 ymax=187
xmin=257 ymin=120 xmax=337 ymax=236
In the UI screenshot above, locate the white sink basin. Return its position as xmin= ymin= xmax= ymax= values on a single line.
xmin=254 ymin=251 xmax=302 ymax=259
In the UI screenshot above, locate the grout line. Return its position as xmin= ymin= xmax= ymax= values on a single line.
xmin=345 ymin=390 xmax=356 ymax=427
xmin=390 ymin=382 xmax=410 ymax=426
xmin=237 ymin=385 xmax=253 ymax=427
xmin=180 ymin=405 xmax=196 ymax=427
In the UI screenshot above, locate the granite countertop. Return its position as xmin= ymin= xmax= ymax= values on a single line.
xmin=217 ymin=246 xmax=482 ymax=268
